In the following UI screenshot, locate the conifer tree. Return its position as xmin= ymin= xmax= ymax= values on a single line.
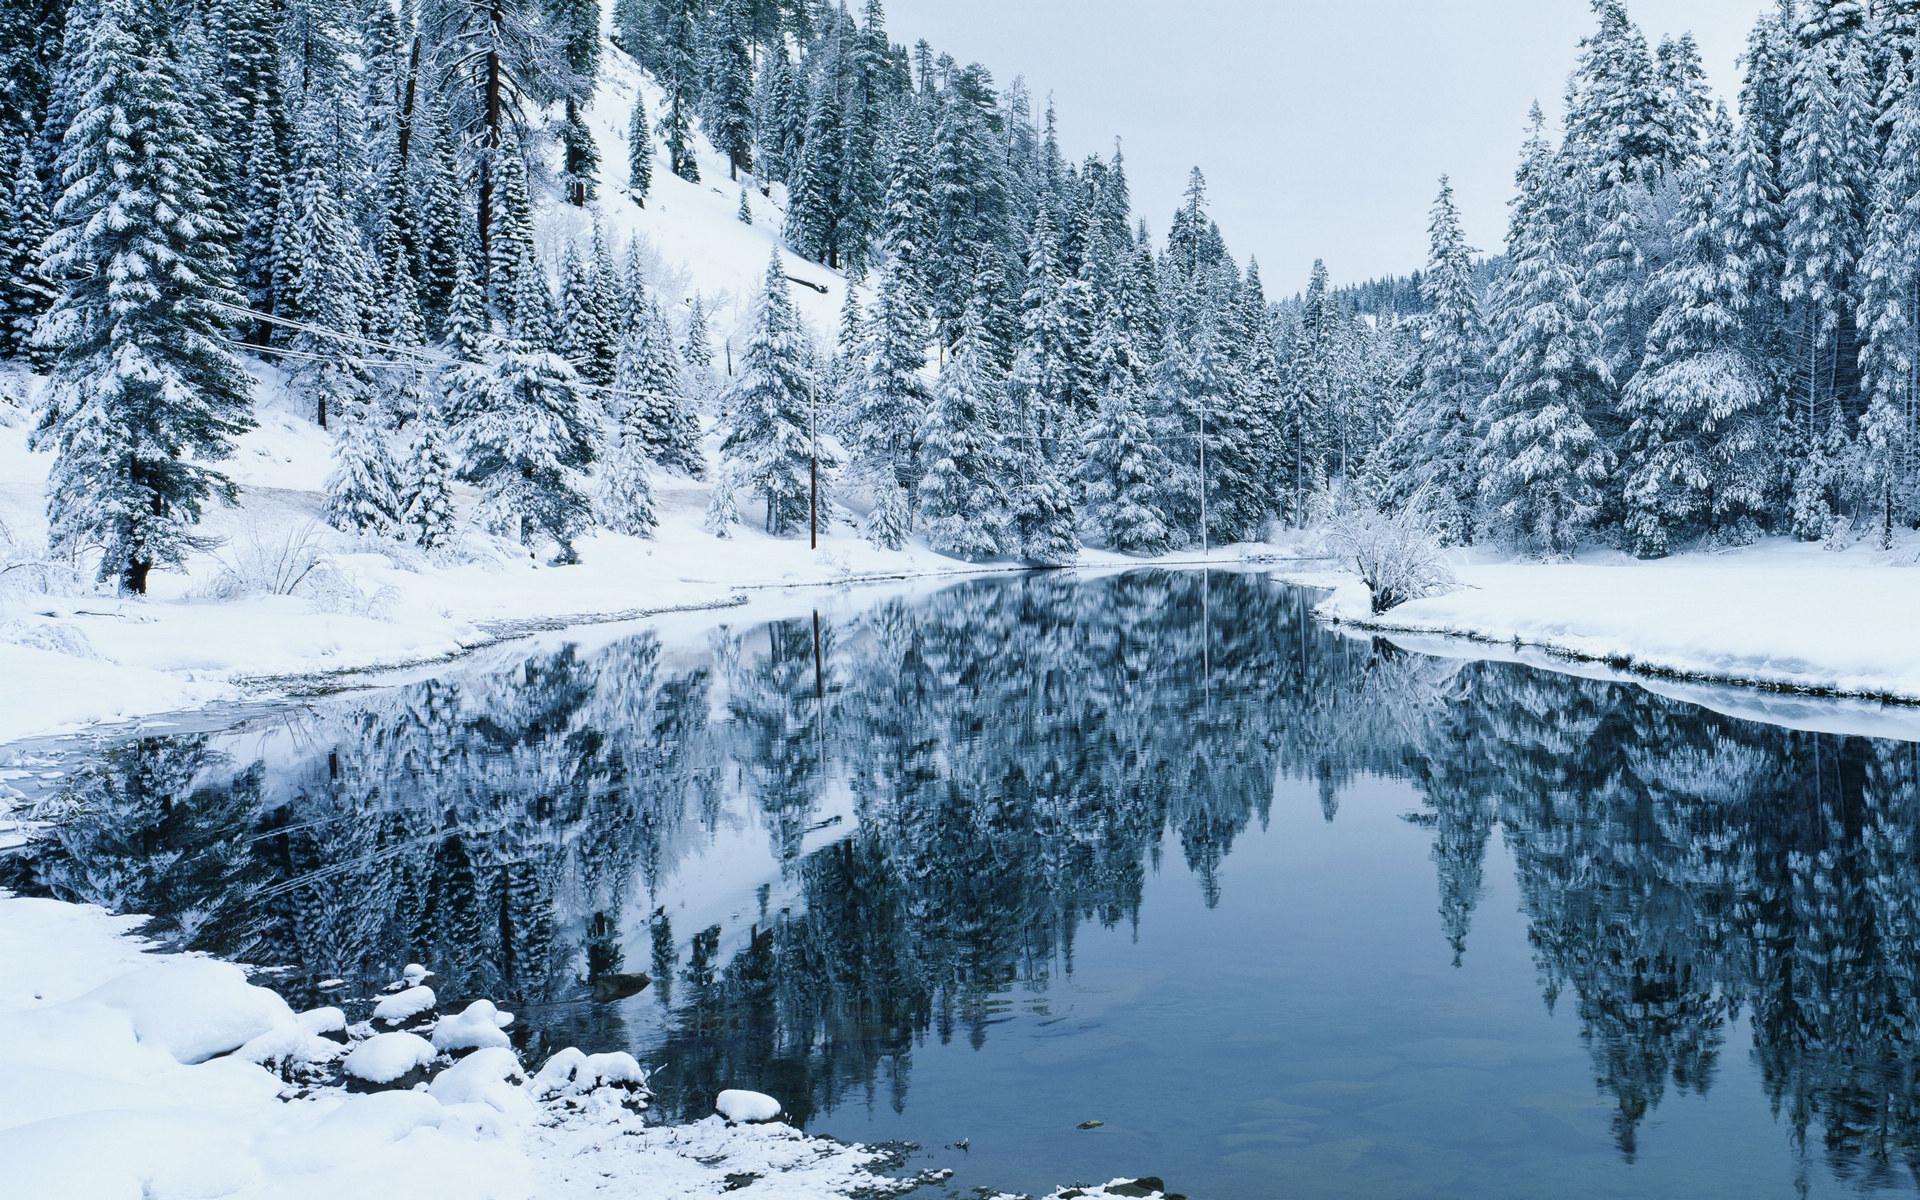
xmin=458 ymin=256 xmax=598 ymax=563
xmin=611 ymin=0 xmax=650 ymax=59
xmin=700 ymin=0 xmax=754 ymax=180
xmin=32 ymin=0 xmax=255 ymax=594
xmin=325 ymin=396 xmax=403 ymax=535
xmin=0 ymin=134 xmax=51 ymax=363
xmin=752 ymin=46 xmax=805 ymax=187
xmin=1010 ymin=450 xmax=1079 ymax=565
xmin=627 ymin=89 xmax=653 ymax=206
xmin=864 ymin=480 xmax=911 ymax=549
xmin=716 ymin=255 xmax=831 ymax=535
xmin=786 ymin=78 xmax=846 ymax=266
xmin=613 ymin=297 xmax=703 ymax=477
xmin=917 ymin=333 xmax=1011 ymax=559
xmin=1481 ymin=115 xmax=1615 ymax=557
xmin=400 ymin=414 xmax=458 ymax=550
xmin=549 ymin=0 xmax=600 ymax=205
xmin=1078 ymin=360 xmax=1173 ymax=554
xmin=656 ymin=0 xmax=701 ymax=182
xmin=599 ymin=358 xmax=660 ymax=538
xmin=1618 ymin=150 xmax=1769 ymax=556
xmin=277 ymin=100 xmax=374 ymax=431
xmin=1855 ymin=65 xmax=1920 ymax=545
xmin=415 ymin=102 xmax=463 ymax=328
xmin=849 ymin=261 xmax=931 ymax=508
xmin=681 ymin=295 xmax=717 ymax=402
xmin=1385 ymin=177 xmax=1486 ymax=543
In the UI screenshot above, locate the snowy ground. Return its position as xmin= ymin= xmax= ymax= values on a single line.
xmin=1296 ymin=535 xmax=1920 ymax=706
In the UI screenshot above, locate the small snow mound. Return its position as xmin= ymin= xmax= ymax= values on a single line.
xmin=715 ymin=1089 xmax=782 ymax=1123
xmin=428 ymin=1046 xmax=535 ymax=1119
xmin=372 ymin=984 xmax=435 ymax=1024
xmin=82 ymin=958 xmax=295 ymax=1064
xmin=431 ymin=999 xmax=513 ymax=1053
xmin=316 ymin=1087 xmax=446 ymax=1141
xmin=235 ymin=1020 xmax=347 ymax=1068
xmin=401 ymin=963 xmax=431 ymax=986
xmin=531 ymin=1047 xmax=649 ymax=1098
xmin=296 ymin=1006 xmax=346 ymax=1035
xmin=343 ymin=1030 xmax=435 ymax=1085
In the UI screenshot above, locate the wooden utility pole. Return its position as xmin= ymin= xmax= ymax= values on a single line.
xmin=809 ymin=379 xmax=819 ymax=550
xmin=1198 ymin=395 xmax=1210 ymax=557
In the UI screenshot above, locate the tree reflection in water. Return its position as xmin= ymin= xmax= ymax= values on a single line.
xmin=11 ymin=570 xmax=1920 ymax=1188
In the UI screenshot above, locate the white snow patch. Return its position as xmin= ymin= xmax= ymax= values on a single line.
xmin=342 ymin=1031 xmax=435 ymax=1085
xmin=431 ymin=999 xmax=514 ymax=1053
xmin=371 ymin=983 xmax=435 ymax=1024
xmin=716 ymin=1089 xmax=784 ymax=1123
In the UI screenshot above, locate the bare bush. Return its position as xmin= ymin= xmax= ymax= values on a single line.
xmin=1312 ymin=485 xmax=1457 ymax=615
xmin=0 ymin=517 xmax=83 ymax=598
xmin=207 ymin=521 xmax=329 ymax=599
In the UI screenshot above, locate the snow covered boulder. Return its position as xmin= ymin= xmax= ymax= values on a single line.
xmin=298 ymin=1005 xmax=348 ymax=1039
xmin=428 ymin=1046 xmax=535 ymax=1121
xmin=343 ymin=1030 xmax=436 ymax=1091
xmin=81 ymin=959 xmax=296 ymax=1064
xmin=530 ymin=1047 xmax=650 ymax=1103
xmin=401 ymin=963 xmax=432 ymax=987
xmin=715 ymin=1089 xmax=782 ymax=1123
xmin=372 ymin=984 xmax=436 ymax=1026
xmin=430 ymin=998 xmax=514 ymax=1054
xmin=236 ymin=1022 xmax=347 ymax=1073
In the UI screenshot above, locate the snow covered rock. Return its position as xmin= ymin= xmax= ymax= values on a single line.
xmin=371 ymin=984 xmax=435 ymax=1025
xmin=80 ymin=959 xmax=296 ymax=1064
xmin=715 ymin=1089 xmax=782 ymax=1123
xmin=428 ymin=1047 xmax=535 ymax=1120
xmin=296 ymin=1006 xmax=347 ymax=1038
xmin=430 ymin=999 xmax=514 ymax=1054
xmin=530 ymin=1047 xmax=649 ymax=1100
xmin=400 ymin=963 xmax=431 ymax=987
xmin=235 ymin=1020 xmax=347 ymax=1070
xmin=342 ymin=1030 xmax=436 ymax=1088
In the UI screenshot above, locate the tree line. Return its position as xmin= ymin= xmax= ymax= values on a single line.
xmin=0 ymin=0 xmax=1407 ymax=590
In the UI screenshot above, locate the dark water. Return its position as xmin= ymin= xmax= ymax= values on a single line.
xmin=8 ymin=570 xmax=1920 ymax=1198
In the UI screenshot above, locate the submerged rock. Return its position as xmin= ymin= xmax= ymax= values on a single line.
xmin=588 ymin=972 xmax=651 ymax=1002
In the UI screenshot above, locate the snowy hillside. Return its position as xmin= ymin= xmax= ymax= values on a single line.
xmin=545 ymin=41 xmax=856 ymax=348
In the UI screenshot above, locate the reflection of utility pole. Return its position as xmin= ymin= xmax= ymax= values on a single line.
xmin=1201 ymin=569 xmax=1212 ymax=710
xmin=812 ymin=609 xmax=825 ymax=701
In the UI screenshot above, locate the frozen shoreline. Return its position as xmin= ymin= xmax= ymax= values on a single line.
xmin=1291 ymin=537 xmax=1920 ymax=709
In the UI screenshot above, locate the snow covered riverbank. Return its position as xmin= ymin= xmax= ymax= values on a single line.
xmin=0 ymin=892 xmax=914 ymax=1200
xmin=1297 ymin=537 xmax=1920 ymax=704
xmin=0 ymin=890 xmax=1179 ymax=1200
xmin=0 ymin=374 xmax=1294 ymax=748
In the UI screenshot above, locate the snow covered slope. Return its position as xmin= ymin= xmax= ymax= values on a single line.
xmin=541 ymin=41 xmax=855 ymax=349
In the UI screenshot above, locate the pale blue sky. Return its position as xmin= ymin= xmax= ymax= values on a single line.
xmin=882 ymin=0 xmax=1775 ymax=290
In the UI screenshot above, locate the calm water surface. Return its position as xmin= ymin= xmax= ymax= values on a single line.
xmin=7 ymin=570 xmax=1920 ymax=1198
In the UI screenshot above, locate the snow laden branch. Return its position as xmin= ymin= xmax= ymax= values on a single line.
xmin=1312 ymin=485 xmax=1457 ymax=614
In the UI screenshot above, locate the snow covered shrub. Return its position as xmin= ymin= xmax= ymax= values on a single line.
xmin=208 ymin=521 xmax=328 ymax=599
xmin=1313 ymin=485 xmax=1456 ymax=615
xmin=0 ymin=371 xmax=29 ymax=427
xmin=0 ymin=517 xmax=81 ymax=597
